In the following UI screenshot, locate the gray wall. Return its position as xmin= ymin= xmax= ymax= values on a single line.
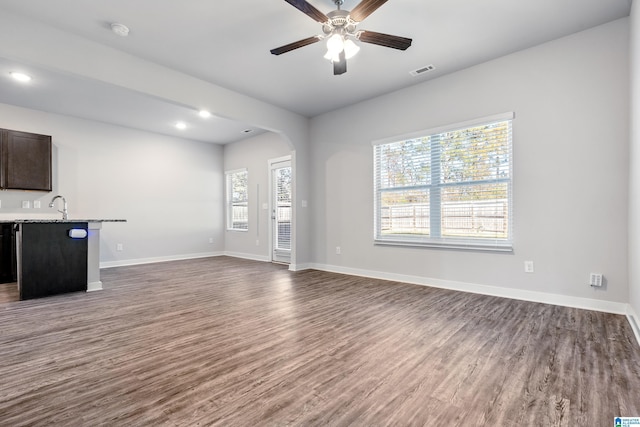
xmin=0 ymin=8 xmax=312 ymax=268
xmin=223 ymin=132 xmax=291 ymax=260
xmin=309 ymin=19 xmax=630 ymax=305
xmin=630 ymin=3 xmax=640 ymax=321
xmin=0 ymin=103 xmax=225 ymax=264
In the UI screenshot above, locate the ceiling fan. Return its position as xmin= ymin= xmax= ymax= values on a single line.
xmin=270 ymin=0 xmax=412 ymax=75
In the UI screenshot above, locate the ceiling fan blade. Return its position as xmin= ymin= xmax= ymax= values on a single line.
xmin=358 ymin=30 xmax=412 ymax=50
xmin=350 ymin=0 xmax=388 ymax=22
xmin=284 ymin=0 xmax=329 ymax=23
xmin=270 ymin=36 xmax=321 ymax=55
xmin=333 ymin=51 xmax=347 ymax=75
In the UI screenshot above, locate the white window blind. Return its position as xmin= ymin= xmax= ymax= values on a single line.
xmin=226 ymin=168 xmax=248 ymax=231
xmin=373 ymin=113 xmax=514 ymax=251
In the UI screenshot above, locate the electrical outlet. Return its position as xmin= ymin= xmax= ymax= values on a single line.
xmin=208 ymin=237 xmax=214 ymax=244
xmin=590 ymin=273 xmax=603 ymax=287
xmin=336 ymin=246 xmax=341 ymax=255
xmin=524 ymin=261 xmax=534 ymax=273
xmin=33 ymin=200 xmax=41 ymax=209
xmin=116 ymin=243 xmax=123 ymax=251
xmin=22 ymin=201 xmax=31 ymax=209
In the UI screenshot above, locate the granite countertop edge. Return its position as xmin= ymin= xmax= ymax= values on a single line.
xmin=0 ymin=219 xmax=127 ymax=223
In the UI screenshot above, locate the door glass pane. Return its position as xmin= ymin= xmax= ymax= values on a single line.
xmin=275 ymin=167 xmax=292 ymax=250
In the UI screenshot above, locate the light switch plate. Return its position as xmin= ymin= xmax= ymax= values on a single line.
xmin=22 ymin=201 xmax=31 ymax=209
xmin=33 ymin=200 xmax=41 ymax=209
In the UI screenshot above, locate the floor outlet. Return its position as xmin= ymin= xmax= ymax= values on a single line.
xmin=524 ymin=261 xmax=534 ymax=273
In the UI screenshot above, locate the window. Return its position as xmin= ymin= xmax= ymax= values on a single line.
xmin=373 ymin=113 xmax=513 ymax=251
xmin=226 ymin=168 xmax=248 ymax=231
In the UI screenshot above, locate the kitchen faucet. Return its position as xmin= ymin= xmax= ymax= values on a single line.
xmin=49 ymin=195 xmax=68 ymax=220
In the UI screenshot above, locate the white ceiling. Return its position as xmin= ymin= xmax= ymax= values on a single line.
xmin=0 ymin=0 xmax=632 ymax=144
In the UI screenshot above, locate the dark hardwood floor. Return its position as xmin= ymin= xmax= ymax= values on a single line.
xmin=0 ymin=256 xmax=638 ymax=426
xmin=0 ymin=281 xmax=19 ymax=304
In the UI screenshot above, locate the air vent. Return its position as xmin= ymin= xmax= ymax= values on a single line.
xmin=410 ymin=64 xmax=435 ymax=77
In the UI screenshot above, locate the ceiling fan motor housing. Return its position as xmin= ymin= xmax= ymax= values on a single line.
xmin=323 ymin=10 xmax=358 ymax=38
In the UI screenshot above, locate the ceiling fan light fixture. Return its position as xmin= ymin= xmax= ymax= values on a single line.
xmin=324 ymin=34 xmax=359 ymax=62
xmin=326 ymin=33 xmax=345 ymax=55
xmin=343 ymin=39 xmax=360 ymax=59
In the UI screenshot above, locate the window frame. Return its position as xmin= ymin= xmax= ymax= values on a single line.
xmin=225 ymin=168 xmax=249 ymax=232
xmin=373 ymin=112 xmax=514 ymax=252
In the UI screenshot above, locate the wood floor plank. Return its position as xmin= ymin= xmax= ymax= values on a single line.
xmin=0 ymin=256 xmax=639 ymax=426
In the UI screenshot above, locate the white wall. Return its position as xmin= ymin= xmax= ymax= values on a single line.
xmin=0 ymin=103 xmax=224 ymax=265
xmin=629 ymin=2 xmax=640 ymax=327
xmin=0 ymin=9 xmax=312 ymax=267
xmin=223 ymin=132 xmax=291 ymax=260
xmin=309 ymin=19 xmax=630 ymax=307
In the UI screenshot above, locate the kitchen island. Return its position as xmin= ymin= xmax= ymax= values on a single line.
xmin=1 ymin=219 xmax=125 ymax=300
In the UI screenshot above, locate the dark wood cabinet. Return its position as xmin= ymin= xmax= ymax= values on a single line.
xmin=0 ymin=223 xmax=16 ymax=284
xmin=18 ymin=222 xmax=88 ymax=300
xmin=0 ymin=129 xmax=52 ymax=191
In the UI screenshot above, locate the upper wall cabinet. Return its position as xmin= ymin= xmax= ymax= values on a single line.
xmin=0 ymin=129 xmax=52 ymax=192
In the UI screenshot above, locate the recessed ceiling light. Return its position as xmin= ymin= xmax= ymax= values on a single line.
xmin=198 ymin=110 xmax=211 ymax=118
xmin=10 ymin=72 xmax=32 ymax=82
xmin=111 ymin=23 xmax=130 ymax=37
xmin=175 ymin=122 xmax=187 ymax=130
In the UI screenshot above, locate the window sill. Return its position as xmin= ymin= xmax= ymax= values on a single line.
xmin=374 ymin=238 xmax=513 ymax=253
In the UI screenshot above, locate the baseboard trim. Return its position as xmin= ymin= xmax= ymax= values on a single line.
xmin=100 ymin=252 xmax=224 ymax=269
xmin=289 ymin=263 xmax=313 ymax=272
xmin=86 ymin=281 xmax=103 ymax=292
xmin=306 ymin=263 xmax=628 ymax=315
xmin=627 ymin=305 xmax=640 ymax=347
xmin=223 ymin=251 xmax=270 ymax=263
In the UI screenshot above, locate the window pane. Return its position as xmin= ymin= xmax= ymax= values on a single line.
xmin=374 ymin=114 xmax=513 ymax=250
xmin=231 ymin=171 xmax=248 ymax=203
xmin=380 ymin=190 xmax=430 ymax=236
xmin=441 ymin=183 xmax=509 ymax=239
xmin=377 ymin=138 xmax=430 ymax=189
xmin=227 ymin=169 xmax=248 ymax=231
xmin=275 ymin=167 xmax=291 ymax=250
xmin=441 ymin=121 xmax=511 ymax=184
xmin=231 ymin=202 xmax=248 ymax=230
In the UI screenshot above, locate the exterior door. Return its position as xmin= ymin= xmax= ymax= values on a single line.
xmin=270 ymin=158 xmax=292 ymax=264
